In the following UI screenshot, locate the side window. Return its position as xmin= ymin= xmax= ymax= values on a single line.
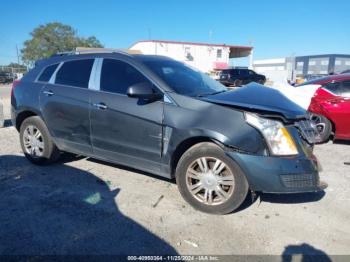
xmin=339 ymin=81 xmax=350 ymax=97
xmin=55 ymin=59 xmax=94 ymax=88
xmin=38 ymin=63 xmax=59 ymax=82
xmin=231 ymin=70 xmax=239 ymax=76
xmin=241 ymin=70 xmax=248 ymax=76
xmin=248 ymin=70 xmax=255 ymax=75
xmin=100 ymin=59 xmax=150 ymax=94
xmin=324 ymin=82 xmax=341 ymax=95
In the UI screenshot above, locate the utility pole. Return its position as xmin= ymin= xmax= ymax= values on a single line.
xmin=248 ymin=39 xmax=254 ymax=69
xmin=16 ymin=45 xmax=20 ymax=64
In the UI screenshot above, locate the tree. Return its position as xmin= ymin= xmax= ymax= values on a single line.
xmin=21 ymin=22 xmax=103 ymax=66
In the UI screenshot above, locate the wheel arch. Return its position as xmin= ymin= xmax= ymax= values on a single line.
xmin=15 ymin=110 xmax=39 ymax=131
xmin=170 ymin=136 xmax=225 ymax=177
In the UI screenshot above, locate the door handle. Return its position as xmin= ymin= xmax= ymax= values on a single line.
xmin=93 ymin=102 xmax=108 ymax=110
xmin=43 ymin=90 xmax=54 ymax=96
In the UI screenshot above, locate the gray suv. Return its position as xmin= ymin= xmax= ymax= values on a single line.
xmin=11 ymin=50 xmax=326 ymax=214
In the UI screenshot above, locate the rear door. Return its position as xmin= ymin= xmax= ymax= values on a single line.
xmin=239 ymin=70 xmax=249 ymax=84
xmin=322 ymin=81 xmax=350 ymax=138
xmin=333 ymin=81 xmax=350 ymax=138
xmin=89 ymin=58 xmax=164 ymax=174
xmin=40 ymin=59 xmax=94 ymax=155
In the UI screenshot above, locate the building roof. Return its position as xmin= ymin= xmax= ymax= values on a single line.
xmin=130 ymin=39 xmax=253 ymax=50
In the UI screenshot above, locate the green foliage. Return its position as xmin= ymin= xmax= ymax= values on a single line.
xmin=6 ymin=63 xmax=26 ymax=70
xmin=21 ymin=22 xmax=103 ymax=65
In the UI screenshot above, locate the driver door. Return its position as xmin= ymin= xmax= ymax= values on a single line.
xmin=89 ymin=58 xmax=164 ymax=174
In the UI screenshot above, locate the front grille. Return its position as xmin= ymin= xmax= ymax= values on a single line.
xmin=295 ymin=119 xmax=322 ymax=144
xmin=280 ymin=174 xmax=317 ymax=188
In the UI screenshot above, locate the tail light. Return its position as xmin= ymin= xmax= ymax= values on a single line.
xmin=11 ymin=80 xmax=21 ymax=97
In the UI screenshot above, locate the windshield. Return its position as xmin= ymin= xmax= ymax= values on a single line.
xmin=143 ymin=60 xmax=227 ymax=96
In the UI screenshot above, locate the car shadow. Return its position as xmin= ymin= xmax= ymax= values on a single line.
xmin=0 ymin=155 xmax=178 ymax=255
xmin=59 ymin=155 xmax=325 ymax=213
xmin=333 ymin=139 xmax=350 ymax=145
xmin=232 ymin=191 xmax=325 ymax=214
xmin=282 ymin=243 xmax=331 ymax=262
xmin=259 ymin=191 xmax=325 ymax=204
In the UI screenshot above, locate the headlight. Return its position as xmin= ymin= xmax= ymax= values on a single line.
xmin=244 ymin=112 xmax=298 ymax=156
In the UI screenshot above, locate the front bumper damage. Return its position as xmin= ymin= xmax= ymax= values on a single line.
xmin=226 ymin=151 xmax=327 ymax=193
xmin=225 ymin=123 xmax=327 ymax=194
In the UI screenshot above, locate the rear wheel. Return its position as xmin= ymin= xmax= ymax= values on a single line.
xmin=176 ymin=142 xmax=249 ymax=214
xmin=233 ymin=79 xmax=242 ymax=87
xmin=310 ymin=114 xmax=332 ymax=142
xmin=20 ymin=116 xmax=60 ymax=165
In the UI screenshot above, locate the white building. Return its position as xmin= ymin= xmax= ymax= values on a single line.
xmin=129 ymin=40 xmax=253 ymax=73
xmin=253 ymin=57 xmax=292 ymax=85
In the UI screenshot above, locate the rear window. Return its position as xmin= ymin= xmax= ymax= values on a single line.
xmin=55 ymin=59 xmax=94 ymax=88
xmin=325 ymin=81 xmax=350 ymax=97
xmin=37 ymin=63 xmax=59 ymax=82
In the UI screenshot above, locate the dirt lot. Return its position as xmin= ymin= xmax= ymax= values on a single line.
xmin=1 ymin=84 xmax=350 ymax=257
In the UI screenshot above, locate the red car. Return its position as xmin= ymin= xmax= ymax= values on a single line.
xmin=297 ymin=74 xmax=350 ymax=141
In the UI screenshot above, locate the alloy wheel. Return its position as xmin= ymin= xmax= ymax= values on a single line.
xmin=23 ymin=125 xmax=44 ymax=157
xmin=310 ymin=114 xmax=326 ymax=134
xmin=185 ymin=157 xmax=235 ymax=205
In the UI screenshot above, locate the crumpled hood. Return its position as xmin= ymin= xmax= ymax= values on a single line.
xmin=202 ymin=83 xmax=307 ymax=120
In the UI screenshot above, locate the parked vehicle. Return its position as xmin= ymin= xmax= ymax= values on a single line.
xmin=11 ymin=51 xmax=326 ymax=214
xmin=297 ymin=74 xmax=350 ymax=141
xmin=0 ymin=72 xmax=14 ymax=84
xmin=219 ymin=68 xmax=266 ymax=87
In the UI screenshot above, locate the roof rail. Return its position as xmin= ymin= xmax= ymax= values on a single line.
xmin=51 ymin=47 xmax=142 ymax=58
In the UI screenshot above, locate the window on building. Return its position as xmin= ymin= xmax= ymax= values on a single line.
xmin=100 ymin=59 xmax=150 ymax=94
xmin=184 ymin=47 xmax=193 ymax=61
xmin=321 ymin=60 xmax=329 ymax=65
xmin=38 ymin=63 xmax=59 ymax=82
xmin=335 ymin=58 xmax=350 ymax=73
xmin=217 ymin=49 xmax=222 ymax=58
xmin=55 ymin=59 xmax=94 ymax=88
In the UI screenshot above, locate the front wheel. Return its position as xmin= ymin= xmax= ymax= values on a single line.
xmin=20 ymin=116 xmax=60 ymax=165
xmin=176 ymin=142 xmax=249 ymax=214
xmin=310 ymin=114 xmax=332 ymax=143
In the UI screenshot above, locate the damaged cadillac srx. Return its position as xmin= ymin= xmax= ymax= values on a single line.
xmin=11 ymin=50 xmax=327 ymax=214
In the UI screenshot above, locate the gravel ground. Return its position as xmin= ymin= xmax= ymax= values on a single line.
xmin=0 ymin=84 xmax=349 ymax=257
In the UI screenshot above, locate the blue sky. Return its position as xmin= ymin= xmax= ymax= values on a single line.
xmin=0 ymin=0 xmax=349 ymax=65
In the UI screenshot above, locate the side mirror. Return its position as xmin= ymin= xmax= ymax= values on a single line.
xmin=127 ymin=82 xmax=162 ymax=100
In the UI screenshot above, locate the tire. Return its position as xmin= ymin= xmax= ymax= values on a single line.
xmin=233 ymin=79 xmax=242 ymax=87
xmin=19 ymin=116 xmax=60 ymax=165
xmin=310 ymin=114 xmax=332 ymax=143
xmin=175 ymin=142 xmax=249 ymax=214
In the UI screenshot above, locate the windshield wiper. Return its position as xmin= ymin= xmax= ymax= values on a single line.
xmin=196 ymin=90 xmax=227 ymax=97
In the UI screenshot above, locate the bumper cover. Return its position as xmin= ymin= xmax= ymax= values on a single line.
xmin=226 ymin=151 xmax=327 ymax=193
